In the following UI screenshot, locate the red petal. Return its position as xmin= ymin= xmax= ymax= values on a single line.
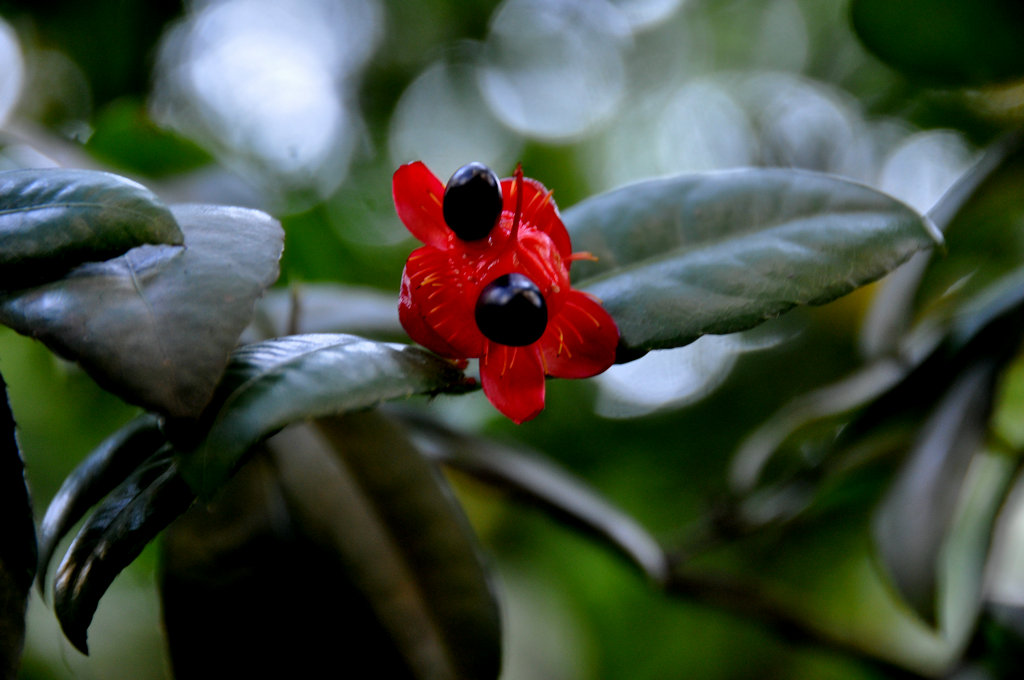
xmin=400 ymin=273 xmax=462 ymax=358
xmin=539 ymin=291 xmax=619 ymax=379
xmin=480 ymin=342 xmax=546 ymax=424
xmin=393 ymin=162 xmax=450 ymax=250
xmin=501 ymin=176 xmax=572 ymax=259
xmin=400 ymin=246 xmax=486 ymax=358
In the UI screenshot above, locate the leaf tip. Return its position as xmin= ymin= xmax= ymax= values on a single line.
xmin=54 ymin=575 xmax=92 ymax=655
xmin=921 ymin=214 xmax=945 ymax=250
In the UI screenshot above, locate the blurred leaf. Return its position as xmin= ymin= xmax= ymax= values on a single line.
xmin=851 ymin=0 xmax=1024 ymax=86
xmin=742 ymin=254 xmax=1024 ymax=503
xmin=85 ymin=98 xmax=212 ymax=177
xmin=174 ymin=334 xmax=473 ymax=499
xmin=0 ymin=168 xmax=183 ymax=290
xmin=862 ymin=131 xmax=1023 ymax=357
xmin=246 ymin=283 xmax=403 ymax=342
xmin=0 ymin=204 xmax=284 ymax=418
xmin=0 ymin=0 xmax=183 ymax=107
xmin=729 ymin=356 xmax=919 ymax=494
xmin=403 ymin=412 xmax=668 ymax=583
xmin=564 ymin=168 xmax=941 ymax=351
xmin=53 ymin=452 xmax=194 ymax=654
xmin=872 ymin=360 xmax=998 ymax=625
xmin=983 ymin=468 xmax=1024 ymax=653
xmin=937 ymin=451 xmax=1017 ymax=650
xmin=37 ymin=413 xmax=167 ymax=588
xmin=0 ymin=373 xmax=34 ymax=679
xmin=161 ymin=450 xmax=433 ymax=677
xmin=915 ymin=136 xmax=1024 ymax=314
xmin=993 ymin=353 xmax=1024 ymax=452
xmin=948 ymin=264 xmax=1024 ymax=354
xmin=265 ymin=412 xmax=502 ymax=680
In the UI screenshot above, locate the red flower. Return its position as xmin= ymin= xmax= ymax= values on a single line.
xmin=394 ymin=161 xmax=619 ymax=423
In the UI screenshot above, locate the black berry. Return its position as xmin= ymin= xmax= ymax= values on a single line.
xmin=475 ymin=273 xmax=548 ymax=346
xmin=443 ymin=162 xmax=503 ymax=241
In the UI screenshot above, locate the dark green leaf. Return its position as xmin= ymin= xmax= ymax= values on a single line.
xmin=0 ymin=168 xmax=182 ymax=290
xmin=872 ymin=361 xmax=997 ymax=624
xmin=729 ymin=356 xmax=918 ymax=494
xmin=53 ymin=453 xmax=194 ymax=654
xmin=161 ymin=450 xmax=426 ymax=677
xmin=37 ymin=414 xmax=167 ymax=588
xmin=265 ymin=413 xmax=501 ymax=680
xmin=564 ymin=168 xmax=941 ymax=351
xmin=0 ymin=204 xmax=283 ymax=418
xmin=851 ymin=0 xmax=1024 ymax=86
xmin=175 ymin=334 xmax=472 ymax=499
xmin=0 ymin=373 xmax=34 ymax=678
xmin=403 ymin=413 xmax=668 ymax=583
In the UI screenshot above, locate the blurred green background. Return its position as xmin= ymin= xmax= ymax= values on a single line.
xmin=2 ymin=0 xmax=1023 ymax=677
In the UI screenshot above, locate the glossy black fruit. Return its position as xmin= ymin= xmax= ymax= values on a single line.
xmin=443 ymin=162 xmax=503 ymax=241
xmin=475 ymin=273 xmax=548 ymax=346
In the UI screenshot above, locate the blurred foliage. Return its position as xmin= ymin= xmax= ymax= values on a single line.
xmin=851 ymin=0 xmax=1024 ymax=88
xmin=2 ymin=0 xmax=1024 ymax=679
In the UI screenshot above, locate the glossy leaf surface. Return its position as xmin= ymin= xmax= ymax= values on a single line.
xmin=37 ymin=414 xmax=167 ymax=587
xmin=0 ymin=204 xmax=283 ymax=418
xmin=175 ymin=334 xmax=472 ymax=498
xmin=564 ymin=169 xmax=941 ymax=351
xmin=0 ymin=168 xmax=182 ymax=289
xmin=53 ymin=454 xmax=194 ymax=654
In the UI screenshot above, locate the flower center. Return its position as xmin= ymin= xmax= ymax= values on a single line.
xmin=442 ymin=162 xmax=503 ymax=241
xmin=475 ymin=273 xmax=548 ymax=346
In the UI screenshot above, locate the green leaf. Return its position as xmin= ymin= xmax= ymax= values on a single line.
xmin=937 ymin=451 xmax=1016 ymax=649
xmin=37 ymin=414 xmax=167 ymax=588
xmin=0 ymin=373 xmax=34 ymax=678
xmin=175 ymin=334 xmax=472 ymax=499
xmin=53 ymin=453 xmax=195 ymax=654
xmin=983 ymin=468 xmax=1024 ymax=645
xmin=161 ymin=450 xmax=430 ymax=677
xmin=861 ymin=132 xmax=1023 ymax=357
xmin=729 ymin=356 xmax=917 ymax=495
xmin=266 ymin=413 xmax=501 ymax=680
xmin=915 ymin=149 xmax=1024 ymax=321
xmin=872 ymin=361 xmax=997 ymax=625
xmin=0 ymin=204 xmax=283 ymax=418
xmin=563 ymin=168 xmax=941 ymax=351
xmin=851 ymin=0 xmax=1024 ymax=87
xmin=403 ymin=413 xmax=668 ymax=583
xmin=0 ymin=168 xmax=183 ymax=290
xmin=85 ymin=98 xmax=212 ymax=177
